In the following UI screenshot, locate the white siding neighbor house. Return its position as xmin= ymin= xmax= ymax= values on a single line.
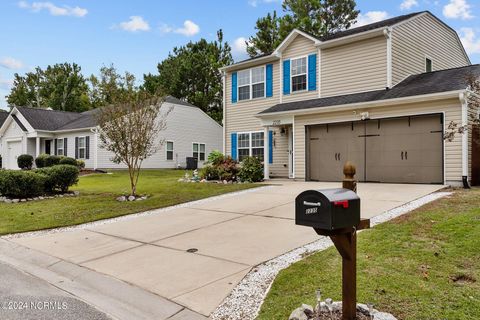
xmin=0 ymin=96 xmax=222 ymax=170
xmin=222 ymin=11 xmax=478 ymax=187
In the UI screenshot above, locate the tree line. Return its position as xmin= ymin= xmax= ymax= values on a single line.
xmin=6 ymin=1 xmax=359 ymax=123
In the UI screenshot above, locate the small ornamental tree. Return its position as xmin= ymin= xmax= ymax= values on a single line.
xmin=444 ymin=74 xmax=480 ymax=142
xmin=96 ymin=94 xmax=171 ymax=196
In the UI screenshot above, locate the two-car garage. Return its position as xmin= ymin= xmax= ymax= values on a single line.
xmin=306 ymin=114 xmax=444 ymax=184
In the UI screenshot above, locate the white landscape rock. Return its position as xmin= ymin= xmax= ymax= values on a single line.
xmin=211 ymin=191 xmax=452 ymax=320
xmin=127 ymin=195 xmax=136 ymax=201
xmin=116 ymin=196 xmax=127 ymax=202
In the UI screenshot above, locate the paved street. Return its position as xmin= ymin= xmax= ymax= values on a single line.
xmin=7 ymin=181 xmax=444 ymax=317
xmin=0 ymin=261 xmax=111 ymax=320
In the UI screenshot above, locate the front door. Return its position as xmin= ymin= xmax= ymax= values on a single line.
xmin=45 ymin=140 xmax=51 ymax=155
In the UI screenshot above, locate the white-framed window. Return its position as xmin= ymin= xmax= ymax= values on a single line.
xmin=78 ymin=136 xmax=86 ymax=159
xmin=193 ymin=143 xmax=206 ymax=161
xmin=166 ymin=141 xmax=174 ymax=161
xmin=425 ymin=57 xmax=433 ymax=72
xmin=56 ymin=138 xmax=64 ymax=156
xmin=238 ymin=66 xmax=265 ymax=101
xmin=237 ymin=131 xmax=264 ymax=162
xmin=291 ymin=56 xmax=307 ymax=92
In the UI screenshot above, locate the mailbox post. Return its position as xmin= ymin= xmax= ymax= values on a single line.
xmin=295 ymin=162 xmax=370 ymax=320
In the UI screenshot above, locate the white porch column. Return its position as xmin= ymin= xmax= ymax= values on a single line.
xmin=461 ymin=93 xmax=468 ymax=180
xmin=264 ymin=126 xmax=270 ymax=180
xmin=35 ymin=137 xmax=40 ymax=157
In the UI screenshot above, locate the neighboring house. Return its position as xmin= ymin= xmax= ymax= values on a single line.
xmin=0 ymin=96 xmax=222 ymax=170
xmin=221 ymin=10 xmax=480 ymax=186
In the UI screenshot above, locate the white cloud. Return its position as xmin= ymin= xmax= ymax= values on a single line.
xmin=248 ymin=0 xmax=280 ymax=7
xmin=232 ymin=37 xmax=249 ymax=61
xmin=400 ymin=0 xmax=418 ymax=10
xmin=460 ymin=28 xmax=480 ymax=54
xmin=18 ymin=1 xmax=87 ymax=17
xmin=354 ymin=11 xmax=390 ymax=27
xmin=0 ymin=57 xmax=24 ymax=70
xmin=118 ymin=16 xmax=150 ymax=32
xmin=160 ymin=20 xmax=200 ymax=37
xmin=443 ymin=0 xmax=474 ymax=20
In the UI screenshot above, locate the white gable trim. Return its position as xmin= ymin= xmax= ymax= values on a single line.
xmin=273 ymin=29 xmax=321 ymax=55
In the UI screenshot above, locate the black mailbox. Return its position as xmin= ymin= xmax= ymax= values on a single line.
xmin=295 ymin=188 xmax=360 ymax=230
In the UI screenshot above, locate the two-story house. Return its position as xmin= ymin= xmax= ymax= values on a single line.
xmin=221 ymin=11 xmax=479 ymax=186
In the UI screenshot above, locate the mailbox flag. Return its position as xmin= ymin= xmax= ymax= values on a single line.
xmin=231 ymin=132 xmax=237 ymax=160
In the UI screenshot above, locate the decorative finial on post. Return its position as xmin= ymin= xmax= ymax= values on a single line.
xmin=343 ymin=161 xmax=357 ymax=193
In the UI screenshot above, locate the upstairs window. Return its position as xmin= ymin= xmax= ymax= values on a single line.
xmin=237 ymin=67 xmax=265 ymax=101
xmin=166 ymin=141 xmax=174 ymax=161
xmin=426 ymin=58 xmax=432 ymax=72
xmin=238 ymin=70 xmax=250 ymax=101
xmin=291 ymin=57 xmax=307 ymax=92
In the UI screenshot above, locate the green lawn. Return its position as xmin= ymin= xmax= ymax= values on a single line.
xmin=258 ymin=189 xmax=480 ymax=320
xmin=0 ymin=170 xmax=256 ymax=235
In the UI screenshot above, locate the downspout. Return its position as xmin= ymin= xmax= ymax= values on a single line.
xmin=384 ymin=27 xmax=393 ymax=89
xmin=460 ymin=92 xmax=470 ymax=188
xmin=222 ymin=70 xmax=226 ymax=154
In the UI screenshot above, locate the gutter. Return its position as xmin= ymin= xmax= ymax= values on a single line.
xmin=315 ymin=27 xmax=386 ymax=49
xmin=255 ymin=90 xmax=465 ymax=118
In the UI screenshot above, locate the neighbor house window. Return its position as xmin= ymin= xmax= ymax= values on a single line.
xmin=291 ymin=57 xmax=307 ymax=92
xmin=426 ymin=58 xmax=432 ymax=72
xmin=237 ymin=66 xmax=265 ymax=101
xmin=166 ymin=141 xmax=174 ymax=160
xmin=78 ymin=137 xmax=86 ymax=159
xmin=193 ymin=143 xmax=206 ymax=161
xmin=56 ymin=138 xmax=64 ymax=156
xmin=237 ymin=131 xmax=264 ymax=162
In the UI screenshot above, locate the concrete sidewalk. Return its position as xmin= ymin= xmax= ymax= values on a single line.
xmin=5 ymin=181 xmax=444 ymax=317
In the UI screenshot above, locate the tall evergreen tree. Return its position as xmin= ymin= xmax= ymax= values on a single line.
xmin=142 ymin=30 xmax=232 ymax=123
xmin=247 ymin=0 xmax=359 ymax=57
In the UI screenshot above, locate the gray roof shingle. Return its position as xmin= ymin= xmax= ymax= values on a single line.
xmin=0 ymin=111 xmax=8 ymax=128
xmin=16 ymin=107 xmax=83 ymax=131
xmin=259 ymin=64 xmax=480 ymax=115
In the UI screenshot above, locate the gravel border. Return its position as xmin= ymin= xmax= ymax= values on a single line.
xmin=210 ymin=191 xmax=452 ymax=320
xmin=1 ymin=186 xmax=273 ymax=240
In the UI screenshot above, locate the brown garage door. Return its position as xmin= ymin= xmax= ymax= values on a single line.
xmin=307 ymin=114 xmax=443 ymax=184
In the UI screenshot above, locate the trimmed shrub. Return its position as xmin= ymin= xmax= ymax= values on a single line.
xmin=76 ymin=159 xmax=85 ymax=169
xmin=199 ymin=164 xmax=220 ymax=181
xmin=207 ymin=150 xmax=224 ymax=166
xmin=238 ymin=156 xmax=264 ymax=183
xmin=45 ymin=155 xmax=61 ymax=167
xmin=0 ymin=170 xmax=46 ymax=198
xmin=35 ymin=154 xmax=49 ymax=168
xmin=17 ymin=154 xmax=34 ymax=170
xmin=59 ymin=157 xmax=77 ymax=166
xmin=36 ymin=165 xmax=79 ymax=193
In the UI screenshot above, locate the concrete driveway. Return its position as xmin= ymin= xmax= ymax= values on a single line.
xmin=9 ymin=181 xmax=443 ymax=317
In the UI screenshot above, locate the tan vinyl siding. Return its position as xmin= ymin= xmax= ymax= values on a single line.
xmin=392 ymin=13 xmax=470 ymax=85
xmin=293 ymin=99 xmax=463 ymax=184
xmin=321 ymin=36 xmax=387 ymax=97
xmin=282 ymin=35 xmax=319 ymax=103
xmin=225 ymin=61 xmax=288 ymax=177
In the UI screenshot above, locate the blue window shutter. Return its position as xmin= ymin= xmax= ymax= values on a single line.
xmin=231 ymin=72 xmax=237 ymax=103
xmin=283 ymin=60 xmax=290 ymax=95
xmin=231 ymin=133 xmax=237 ymax=160
xmin=268 ymin=130 xmax=273 ymax=164
xmin=308 ymin=54 xmax=317 ymax=91
xmin=266 ymin=64 xmax=273 ymax=97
